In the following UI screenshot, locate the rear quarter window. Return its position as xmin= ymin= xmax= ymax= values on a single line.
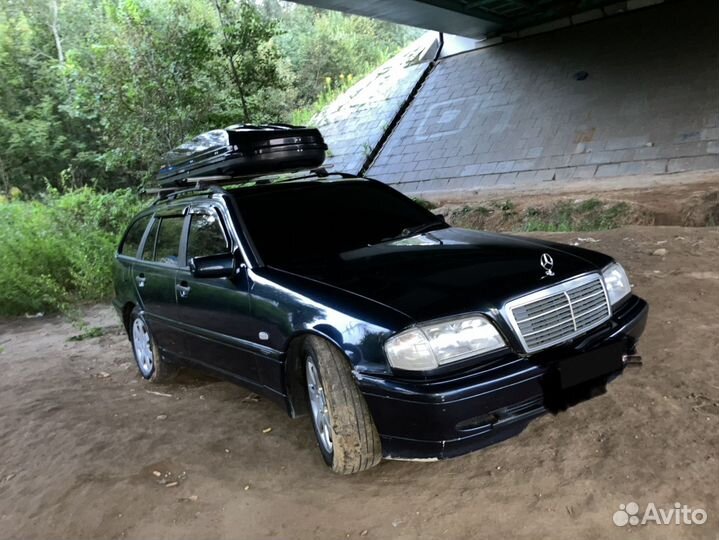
xmin=119 ymin=215 xmax=152 ymax=257
xmin=141 ymin=219 xmax=160 ymax=261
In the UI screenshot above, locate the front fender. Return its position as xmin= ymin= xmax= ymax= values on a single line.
xmin=249 ymin=267 xmax=410 ymax=376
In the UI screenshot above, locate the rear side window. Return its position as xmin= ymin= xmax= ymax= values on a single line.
xmin=141 ymin=219 xmax=159 ymax=261
xmin=153 ymin=216 xmax=185 ymax=265
xmin=120 ymin=215 xmax=151 ymax=257
xmin=187 ymin=212 xmax=229 ymax=260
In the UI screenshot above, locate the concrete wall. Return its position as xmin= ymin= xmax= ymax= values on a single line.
xmin=313 ymin=35 xmax=434 ymax=174
xmin=366 ymin=0 xmax=719 ymax=194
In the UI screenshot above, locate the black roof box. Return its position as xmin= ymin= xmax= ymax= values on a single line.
xmin=156 ymin=124 xmax=327 ymax=187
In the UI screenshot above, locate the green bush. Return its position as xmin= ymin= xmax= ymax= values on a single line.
xmin=521 ymin=199 xmax=632 ymax=232
xmin=0 ymin=188 xmax=145 ymax=316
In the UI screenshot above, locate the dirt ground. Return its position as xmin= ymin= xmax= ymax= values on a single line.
xmin=1 ymin=224 xmax=718 ymax=540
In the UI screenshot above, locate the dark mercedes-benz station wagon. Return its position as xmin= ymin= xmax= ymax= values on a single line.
xmin=113 ymin=126 xmax=647 ymax=474
xmin=113 ymin=172 xmax=648 ymax=474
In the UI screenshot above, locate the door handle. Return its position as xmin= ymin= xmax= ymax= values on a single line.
xmin=176 ymin=281 xmax=191 ymax=298
xmin=135 ymin=273 xmax=146 ymax=288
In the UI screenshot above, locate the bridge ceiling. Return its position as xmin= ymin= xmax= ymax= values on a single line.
xmin=292 ymin=0 xmax=632 ymax=39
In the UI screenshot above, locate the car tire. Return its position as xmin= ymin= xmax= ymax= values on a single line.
xmin=129 ymin=307 xmax=178 ymax=383
xmin=303 ymin=336 xmax=382 ymax=474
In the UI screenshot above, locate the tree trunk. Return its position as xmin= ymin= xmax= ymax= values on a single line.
xmin=0 ymin=158 xmax=10 ymax=194
xmin=228 ymin=57 xmax=250 ymax=122
xmin=49 ymin=0 xmax=64 ymax=64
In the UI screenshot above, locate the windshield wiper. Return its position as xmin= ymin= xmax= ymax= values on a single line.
xmin=377 ymin=217 xmax=448 ymax=244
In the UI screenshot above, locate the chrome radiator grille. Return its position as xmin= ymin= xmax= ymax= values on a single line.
xmin=505 ymin=274 xmax=611 ymax=353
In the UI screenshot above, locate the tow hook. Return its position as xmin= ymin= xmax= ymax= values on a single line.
xmin=622 ymin=354 xmax=643 ymax=368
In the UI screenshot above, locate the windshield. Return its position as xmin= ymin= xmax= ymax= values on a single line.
xmin=233 ymin=180 xmax=442 ymax=268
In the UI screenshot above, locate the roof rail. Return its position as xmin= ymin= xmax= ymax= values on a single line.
xmin=147 ymin=179 xmax=234 ymax=205
xmin=260 ymin=168 xmax=356 ymax=185
xmin=146 ymin=168 xmax=358 ymax=205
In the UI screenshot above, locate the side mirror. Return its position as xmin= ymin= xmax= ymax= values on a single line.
xmin=189 ymin=253 xmax=236 ymax=279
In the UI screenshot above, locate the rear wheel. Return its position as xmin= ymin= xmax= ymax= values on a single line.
xmin=303 ymin=336 xmax=382 ymax=474
xmin=130 ymin=307 xmax=177 ymax=383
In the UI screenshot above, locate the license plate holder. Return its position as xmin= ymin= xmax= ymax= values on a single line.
xmin=557 ymin=341 xmax=625 ymax=389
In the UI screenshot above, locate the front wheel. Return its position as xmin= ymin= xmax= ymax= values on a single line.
xmin=304 ymin=336 xmax=382 ymax=474
xmin=129 ymin=307 xmax=178 ymax=383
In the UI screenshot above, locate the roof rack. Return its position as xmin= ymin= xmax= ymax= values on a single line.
xmin=145 ymin=168 xmax=358 ymax=205
xmin=266 ymin=168 xmax=356 ymax=184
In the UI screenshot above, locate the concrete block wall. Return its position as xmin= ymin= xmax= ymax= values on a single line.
xmin=312 ymin=35 xmax=433 ymax=173
xmin=366 ymin=0 xmax=719 ymax=194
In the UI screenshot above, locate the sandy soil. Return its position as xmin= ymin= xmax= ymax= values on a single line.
xmin=1 ymin=225 xmax=718 ymax=540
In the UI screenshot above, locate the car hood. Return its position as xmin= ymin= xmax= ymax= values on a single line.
xmin=287 ymin=227 xmax=613 ymax=323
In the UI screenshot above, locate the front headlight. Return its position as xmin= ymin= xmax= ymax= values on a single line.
xmin=602 ymin=262 xmax=631 ymax=305
xmin=384 ymin=314 xmax=506 ymax=371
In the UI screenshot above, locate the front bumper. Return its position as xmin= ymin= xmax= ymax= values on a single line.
xmin=357 ymin=295 xmax=648 ymax=460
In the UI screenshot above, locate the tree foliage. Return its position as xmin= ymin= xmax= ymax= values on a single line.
xmin=0 ymin=0 xmax=419 ymax=194
xmin=0 ymin=186 xmax=144 ymax=315
xmin=275 ymin=5 xmax=416 ymax=104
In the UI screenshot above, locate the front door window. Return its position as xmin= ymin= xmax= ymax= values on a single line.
xmin=186 ymin=212 xmax=229 ymax=261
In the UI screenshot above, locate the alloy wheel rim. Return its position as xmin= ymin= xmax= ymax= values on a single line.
xmin=306 ymin=357 xmax=333 ymax=454
xmin=132 ymin=318 xmax=154 ymax=377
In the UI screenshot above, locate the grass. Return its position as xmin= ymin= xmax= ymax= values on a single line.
xmin=456 ymin=205 xmax=491 ymax=219
xmin=67 ymin=326 xmax=105 ymax=341
xmin=413 ymin=198 xmax=438 ymax=211
xmin=290 ymin=47 xmax=398 ymax=127
xmin=445 ymin=197 xmax=636 ymax=233
xmin=494 ymin=200 xmax=517 ymax=218
xmin=290 ymin=78 xmax=358 ymax=127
